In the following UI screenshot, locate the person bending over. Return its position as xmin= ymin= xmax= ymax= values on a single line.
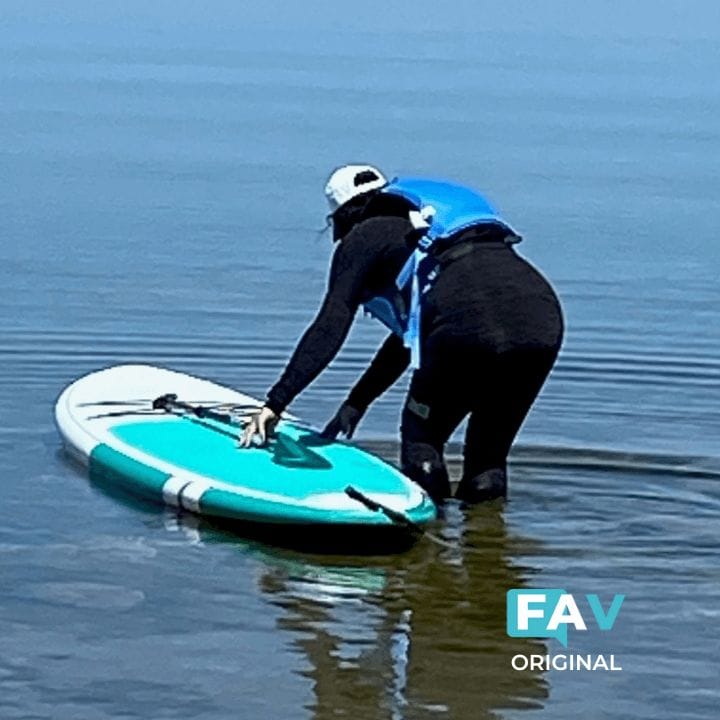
xmin=241 ymin=165 xmax=563 ymax=504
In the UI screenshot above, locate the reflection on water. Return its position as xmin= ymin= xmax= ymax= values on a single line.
xmin=2 ymin=2 xmax=720 ymax=718
xmin=3 ymin=435 xmax=720 ymax=719
xmin=169 ymin=498 xmax=548 ymax=719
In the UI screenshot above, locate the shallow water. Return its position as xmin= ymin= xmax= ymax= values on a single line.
xmin=1 ymin=3 xmax=719 ymax=718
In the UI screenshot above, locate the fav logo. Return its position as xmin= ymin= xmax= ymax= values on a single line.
xmin=506 ymin=589 xmax=624 ymax=648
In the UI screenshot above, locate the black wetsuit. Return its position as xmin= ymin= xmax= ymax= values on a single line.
xmin=266 ymin=214 xmax=563 ymax=502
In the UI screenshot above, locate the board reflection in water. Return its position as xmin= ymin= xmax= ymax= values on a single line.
xmin=246 ymin=503 xmax=548 ymax=719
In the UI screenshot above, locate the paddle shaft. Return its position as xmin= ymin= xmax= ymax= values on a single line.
xmin=345 ymin=485 xmax=424 ymax=534
xmin=152 ymin=393 xmax=256 ymax=426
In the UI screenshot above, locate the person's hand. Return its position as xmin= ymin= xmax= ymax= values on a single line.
xmin=239 ymin=406 xmax=279 ymax=448
xmin=321 ymin=402 xmax=365 ymax=440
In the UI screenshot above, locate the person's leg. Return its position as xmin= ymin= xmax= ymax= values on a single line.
xmin=400 ymin=359 xmax=471 ymax=504
xmin=455 ymin=347 xmax=559 ymax=503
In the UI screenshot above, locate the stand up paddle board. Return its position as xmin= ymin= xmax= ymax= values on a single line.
xmin=55 ymin=365 xmax=436 ymax=536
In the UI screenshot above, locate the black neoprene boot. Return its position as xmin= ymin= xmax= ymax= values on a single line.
xmin=455 ymin=468 xmax=507 ymax=504
xmin=416 ymin=470 xmax=452 ymax=505
xmin=402 ymin=442 xmax=452 ymax=505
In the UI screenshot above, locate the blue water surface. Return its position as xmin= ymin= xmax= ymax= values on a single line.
xmin=1 ymin=2 xmax=719 ymax=718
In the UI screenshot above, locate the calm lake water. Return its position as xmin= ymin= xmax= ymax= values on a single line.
xmin=2 ymin=3 xmax=719 ymax=718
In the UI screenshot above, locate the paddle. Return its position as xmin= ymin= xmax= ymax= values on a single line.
xmin=152 ymin=393 xmax=260 ymax=426
xmin=150 ymin=395 xmax=330 ymax=467
xmin=344 ymin=486 xmax=425 ymax=535
xmin=345 ymin=486 xmax=466 ymax=551
xmin=78 ymin=398 xmax=231 ymax=408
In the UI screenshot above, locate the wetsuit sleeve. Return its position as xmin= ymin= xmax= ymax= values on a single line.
xmin=347 ymin=333 xmax=410 ymax=411
xmin=264 ymin=238 xmax=373 ymax=414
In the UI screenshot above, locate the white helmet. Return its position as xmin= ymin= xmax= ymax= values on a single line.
xmin=324 ymin=164 xmax=387 ymax=212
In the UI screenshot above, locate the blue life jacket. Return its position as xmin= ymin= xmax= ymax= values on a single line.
xmin=362 ymin=177 xmax=518 ymax=368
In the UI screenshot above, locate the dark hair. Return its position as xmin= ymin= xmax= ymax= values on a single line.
xmin=331 ymin=191 xmax=413 ymax=242
xmin=353 ymin=169 xmax=382 ymax=186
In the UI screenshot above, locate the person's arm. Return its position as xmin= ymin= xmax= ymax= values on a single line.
xmin=264 ymin=235 xmax=372 ymax=415
xmin=347 ymin=332 xmax=410 ymax=410
xmin=321 ymin=332 xmax=409 ymax=440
